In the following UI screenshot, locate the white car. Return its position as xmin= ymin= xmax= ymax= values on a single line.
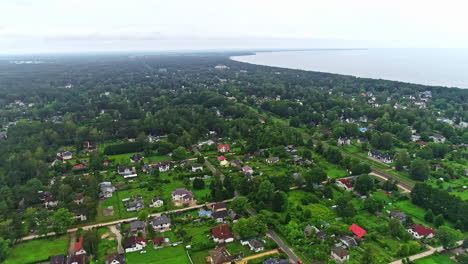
xmin=140 ymin=251 xmax=147 ymax=254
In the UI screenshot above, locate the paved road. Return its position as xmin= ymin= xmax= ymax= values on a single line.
xmin=369 ymin=173 xmax=411 ymax=193
xmin=194 ymin=146 xmax=301 ymax=263
xmin=389 ymin=241 xmax=463 ymax=264
xmin=20 ymin=198 xmax=233 ymax=241
xmin=235 ymin=249 xmax=279 ymax=264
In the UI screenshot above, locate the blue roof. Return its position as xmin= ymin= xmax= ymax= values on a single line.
xmin=198 ymin=210 xmax=212 ymax=216
xmin=359 ymin=128 xmax=368 ymax=132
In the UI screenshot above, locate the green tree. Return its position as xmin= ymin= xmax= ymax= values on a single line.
xmin=0 ymin=237 xmax=10 ymax=262
xmin=256 ymin=180 xmax=275 ymax=204
xmin=424 ymin=209 xmax=434 ymax=223
xmin=230 ymin=196 xmax=250 ymax=214
xmin=52 ymin=208 xmax=75 ymax=234
xmin=137 ymin=210 xmax=148 ymax=221
xmin=438 ymin=226 xmax=462 ymax=249
xmin=193 ymin=178 xmax=205 ymax=190
xmin=172 ymin=147 xmax=187 ymax=161
xmin=82 ymin=228 xmax=101 ymax=256
xmin=410 ymin=159 xmax=430 ymax=181
xmin=434 ymin=214 xmax=444 ymax=227
xmin=272 ymin=191 xmax=288 ymax=212
xmin=354 ymin=175 xmax=374 ymax=195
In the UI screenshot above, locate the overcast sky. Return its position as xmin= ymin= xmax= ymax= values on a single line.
xmin=1 ymin=0 xmax=468 ymax=54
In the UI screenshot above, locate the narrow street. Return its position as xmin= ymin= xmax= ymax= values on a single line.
xmin=109 ymin=225 xmax=124 ymax=254
xmin=389 ymin=241 xmax=463 ymax=264
xmin=193 ymin=146 xmax=301 ymax=263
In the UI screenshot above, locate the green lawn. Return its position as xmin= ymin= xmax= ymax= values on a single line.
xmin=4 ymin=235 xmax=69 ymax=264
xmin=126 ymin=244 xmax=190 ymax=264
xmin=287 ymin=190 xmax=336 ymax=221
xmin=413 ymin=253 xmax=457 ymax=264
xmin=392 ymin=200 xmax=451 ymax=227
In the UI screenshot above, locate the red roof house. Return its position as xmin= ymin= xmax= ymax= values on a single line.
xmin=337 ymin=178 xmax=354 ymax=191
xmin=408 ymin=225 xmax=435 ymax=239
xmin=73 ymin=164 xmax=87 ymax=170
xmin=217 ymin=156 xmax=227 ymax=161
xmin=74 ymin=236 xmax=86 ymax=255
xmin=416 ymin=141 xmax=427 ymax=148
xmin=217 ymin=144 xmax=231 ymax=153
xmin=349 ymin=224 xmax=367 ymax=238
xmin=211 ymin=224 xmax=234 ymax=243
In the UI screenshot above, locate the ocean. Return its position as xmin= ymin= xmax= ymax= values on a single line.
xmin=231 ymin=49 xmax=468 ymax=89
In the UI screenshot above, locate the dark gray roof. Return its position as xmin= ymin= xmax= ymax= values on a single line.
xmin=152 ymin=215 xmax=171 ymax=226
xmin=130 ymin=220 xmax=146 ymax=230
xmin=248 ymin=238 xmax=264 ymax=249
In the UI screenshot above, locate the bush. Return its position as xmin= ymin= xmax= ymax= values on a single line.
xmin=103 ymin=142 xmax=144 ymax=155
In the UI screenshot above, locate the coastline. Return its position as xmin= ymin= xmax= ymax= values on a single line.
xmin=230 ymin=49 xmax=468 ymax=89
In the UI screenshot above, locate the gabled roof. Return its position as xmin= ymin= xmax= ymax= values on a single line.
xmin=332 ymin=247 xmax=349 ymax=258
xmin=217 ymin=144 xmax=230 ymax=150
xmin=212 ymin=202 xmax=227 ymax=212
xmin=209 ymin=246 xmax=234 ymax=264
xmin=217 ymin=156 xmax=227 ymax=161
xmin=338 ymin=178 xmax=353 ymax=188
xmin=50 ymin=254 xmax=66 ymax=264
xmin=211 ymin=224 xmax=234 ymax=240
xmin=74 ymin=236 xmax=84 ymax=253
xmin=152 ymin=215 xmax=171 ymax=226
xmin=124 ymin=237 xmax=148 ymax=248
xmin=410 ymin=225 xmax=435 ymax=236
xmin=349 ymin=224 xmax=366 ymax=238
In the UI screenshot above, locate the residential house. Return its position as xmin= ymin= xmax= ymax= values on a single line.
xmin=416 ymin=141 xmax=428 ymax=148
xmin=130 ymin=220 xmax=146 ymax=235
xmin=0 ymin=131 xmax=7 ymax=140
xmin=73 ymin=209 xmax=87 ymax=222
xmin=349 ymin=224 xmax=367 ymax=238
xmin=217 ymin=144 xmax=231 ymax=153
xmin=75 ymin=236 xmax=87 ymax=255
xmin=103 ymin=159 xmax=111 ymax=167
xmin=304 ymin=224 xmax=319 ymax=238
xmin=50 ymin=254 xmax=66 ymax=264
xmin=407 ymin=225 xmax=435 ymax=239
xmin=192 ymin=164 xmax=203 ymax=172
xmin=337 ymin=137 xmax=351 ymax=146
xmin=118 ymin=166 xmax=137 ymax=177
xmin=411 ymin=134 xmax=422 ymax=142
xmin=151 ymin=215 xmax=171 ymax=232
xmin=105 ymin=253 xmax=125 ymax=264
xmin=263 ymin=258 xmax=290 ymax=264
xmin=124 ymin=237 xmax=148 ymax=252
xmin=340 ymin=236 xmax=358 ymax=248
xmin=242 ymin=166 xmax=254 ymax=175
xmin=207 ymin=246 xmax=234 ymax=264
xmin=67 ymin=254 xmax=88 ymax=264
xmin=130 ymin=154 xmax=144 ymax=163
xmin=82 ymin=141 xmax=96 ymax=151
xmin=358 ymin=137 xmax=369 ymax=144
xmin=156 ymin=162 xmax=171 ymax=172
xmin=99 ymin=182 xmax=116 ymax=198
xmin=147 ymin=135 xmax=160 ymax=143
xmin=73 ymin=193 xmax=84 ymax=204
xmin=430 ymin=133 xmax=446 ymax=143
xmin=246 ymin=238 xmax=264 ymax=252
xmin=151 ymin=197 xmax=164 ymax=208
xmin=126 ymin=200 xmax=144 ymax=212
xmin=331 ymin=247 xmax=350 ymax=263
xmin=316 ymin=230 xmax=327 ymax=241
xmin=217 ymin=156 xmax=227 ymax=161
xmin=211 ymin=224 xmax=234 ymax=243
xmin=172 ymin=188 xmax=194 ymax=205
xmin=389 ymin=211 xmax=407 ymax=222
xmin=198 ymin=210 xmax=212 ymax=218
xmin=57 ymin=150 xmax=73 ymax=160
xmin=336 ymin=178 xmax=354 ymax=191
xmin=266 ymin=157 xmax=280 ymax=164
xmin=153 ymin=237 xmax=170 ymax=248
xmin=368 ymin=149 xmax=394 ymax=163
xmin=212 ymin=211 xmax=228 ymax=223
xmin=44 ymin=196 xmax=58 ymax=209
xmin=220 ymin=160 xmax=229 ymax=167
xmin=198 ymin=139 xmax=215 ymax=147
xmin=229 ymin=159 xmax=243 ymax=168
xmin=73 ymin=164 xmax=87 ymax=170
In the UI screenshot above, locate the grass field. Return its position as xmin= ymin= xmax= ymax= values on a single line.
xmin=392 ymin=200 xmax=451 ymax=227
xmin=4 ymin=235 xmax=69 ymax=264
xmin=413 ymin=253 xmax=457 ymax=264
xmin=126 ymin=244 xmax=190 ymax=264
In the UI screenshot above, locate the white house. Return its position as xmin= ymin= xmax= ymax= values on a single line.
xmin=192 ymin=164 xmax=203 ymax=172
xmin=407 ymin=225 xmax=435 ymax=239
xmin=151 ymin=197 xmax=164 ymax=208
xmin=331 ymin=247 xmax=349 ymax=263
xmin=151 ymin=215 xmax=172 ymax=232
xmin=124 ymin=237 xmax=148 ymax=253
